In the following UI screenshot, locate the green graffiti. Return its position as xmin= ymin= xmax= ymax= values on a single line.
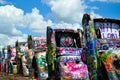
xmin=47 ymin=43 xmax=56 ymax=71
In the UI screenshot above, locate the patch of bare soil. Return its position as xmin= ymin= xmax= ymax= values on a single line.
xmin=0 ymin=72 xmax=29 ymax=80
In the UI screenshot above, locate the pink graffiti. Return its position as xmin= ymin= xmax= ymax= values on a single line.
xmin=60 ymin=61 xmax=88 ymax=79
xmin=57 ymin=48 xmax=82 ymax=55
xmin=11 ymin=48 xmax=16 ymax=56
xmin=67 ymin=62 xmax=88 ymax=71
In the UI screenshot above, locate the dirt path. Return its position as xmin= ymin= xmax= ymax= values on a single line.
xmin=0 ymin=72 xmax=29 ymax=80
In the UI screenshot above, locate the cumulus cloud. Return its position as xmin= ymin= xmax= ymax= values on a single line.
xmin=51 ymin=22 xmax=82 ymax=30
xmin=42 ymin=0 xmax=87 ymax=23
xmin=0 ymin=5 xmax=82 ymax=47
xmin=90 ymin=11 xmax=102 ymax=19
xmin=0 ymin=33 xmax=27 ymax=47
xmin=0 ymin=5 xmax=25 ymax=36
xmin=7 ymin=34 xmax=28 ymax=46
xmin=24 ymin=8 xmax=53 ymax=34
xmin=0 ymin=34 xmax=9 ymax=46
xmin=0 ymin=5 xmax=27 ymax=47
xmin=42 ymin=0 xmax=103 ymax=23
xmin=0 ymin=0 xmax=103 ymax=47
xmin=24 ymin=8 xmax=82 ymax=35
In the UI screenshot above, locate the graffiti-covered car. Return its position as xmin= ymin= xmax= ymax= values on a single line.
xmin=32 ymin=36 xmax=47 ymax=79
xmin=0 ymin=51 xmax=3 ymax=72
xmin=21 ymin=54 xmax=29 ymax=76
xmin=93 ymin=18 xmax=120 ymax=80
xmin=2 ymin=48 xmax=7 ymax=73
xmin=10 ymin=48 xmax=17 ymax=74
xmin=35 ymin=49 xmax=48 ymax=79
xmin=33 ymin=36 xmax=46 ymax=49
xmin=46 ymin=27 xmax=89 ymax=80
xmin=19 ymin=42 xmax=29 ymax=76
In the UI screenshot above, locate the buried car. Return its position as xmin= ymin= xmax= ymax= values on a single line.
xmin=82 ymin=13 xmax=120 ymax=80
xmin=35 ymin=49 xmax=48 ymax=79
xmin=94 ymin=18 xmax=120 ymax=80
xmin=46 ymin=27 xmax=89 ymax=80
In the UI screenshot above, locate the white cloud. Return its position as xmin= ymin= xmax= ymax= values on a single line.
xmin=0 ymin=5 xmax=27 ymax=47
xmin=0 ymin=1 xmax=103 ymax=48
xmin=51 ymin=22 xmax=82 ymax=30
xmin=43 ymin=0 xmax=87 ymax=23
xmin=0 ymin=34 xmax=9 ymax=46
xmin=42 ymin=0 xmax=103 ymax=23
xmin=90 ymin=11 xmax=102 ymax=19
xmin=7 ymin=34 xmax=28 ymax=46
xmin=24 ymin=8 xmax=82 ymax=35
xmin=0 ymin=5 xmax=25 ymax=36
xmin=24 ymin=8 xmax=53 ymax=34
xmin=0 ymin=5 xmax=82 ymax=47
xmin=0 ymin=33 xmax=27 ymax=48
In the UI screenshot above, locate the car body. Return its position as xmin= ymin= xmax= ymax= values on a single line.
xmin=46 ymin=27 xmax=89 ymax=80
xmin=94 ymin=18 xmax=120 ymax=80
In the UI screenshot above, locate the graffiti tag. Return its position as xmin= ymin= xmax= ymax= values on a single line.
xmin=95 ymin=22 xmax=120 ymax=39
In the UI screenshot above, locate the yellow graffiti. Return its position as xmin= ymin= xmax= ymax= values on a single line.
xmin=117 ymin=52 xmax=120 ymax=59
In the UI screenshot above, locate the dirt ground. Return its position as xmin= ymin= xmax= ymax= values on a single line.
xmin=0 ymin=72 xmax=29 ymax=80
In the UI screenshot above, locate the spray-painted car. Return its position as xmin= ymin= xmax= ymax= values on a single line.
xmin=35 ymin=49 xmax=48 ymax=79
xmin=82 ymin=14 xmax=98 ymax=80
xmin=2 ymin=48 xmax=8 ymax=73
xmin=93 ymin=18 xmax=120 ymax=80
xmin=46 ymin=27 xmax=89 ymax=80
xmin=10 ymin=47 xmax=17 ymax=74
xmin=19 ymin=42 xmax=29 ymax=76
xmin=32 ymin=36 xmax=48 ymax=79
xmin=21 ymin=52 xmax=29 ymax=76
xmin=82 ymin=13 xmax=120 ymax=80
xmin=0 ymin=51 xmax=3 ymax=72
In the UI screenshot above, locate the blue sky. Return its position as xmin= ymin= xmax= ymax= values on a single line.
xmin=0 ymin=0 xmax=120 ymax=48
